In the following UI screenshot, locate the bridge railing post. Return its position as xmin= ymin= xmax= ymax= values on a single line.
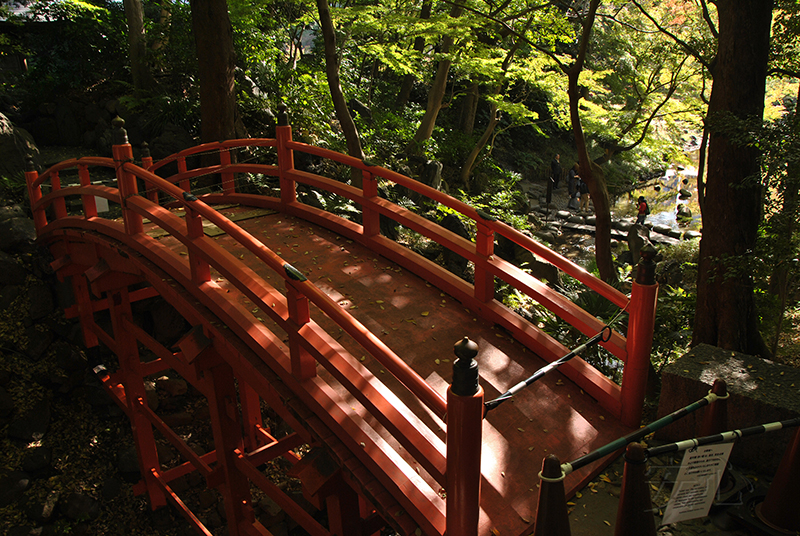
xmin=112 ymin=117 xmax=144 ymax=235
xmin=219 ymin=147 xmax=236 ymax=195
xmin=78 ymin=164 xmax=98 ymax=219
xmin=533 ymin=454 xmax=570 ymax=536
xmin=275 ymin=104 xmax=297 ymax=207
xmin=361 ymin=170 xmax=380 ymax=237
xmin=140 ymin=143 xmax=159 ymax=204
xmin=620 ymin=244 xmax=658 ymax=427
xmin=446 ymin=337 xmax=483 ymax=536
xmin=285 ymin=265 xmax=316 ymax=380
xmin=474 ymin=218 xmax=495 ymax=303
xmin=25 ymin=156 xmax=47 ymax=232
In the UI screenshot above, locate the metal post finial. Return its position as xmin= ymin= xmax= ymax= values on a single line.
xmin=277 ymin=103 xmax=289 ymax=127
xmin=141 ymin=141 xmax=150 ymax=159
xmin=112 ymin=116 xmax=129 ymax=145
xmin=25 ymin=155 xmax=36 ymax=172
xmin=452 ymin=337 xmax=479 ymax=396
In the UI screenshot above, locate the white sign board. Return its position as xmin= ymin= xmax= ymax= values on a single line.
xmin=661 ymin=443 xmax=733 ymax=526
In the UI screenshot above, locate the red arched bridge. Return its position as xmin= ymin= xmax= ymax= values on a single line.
xmin=26 ymin=109 xmax=657 ymax=536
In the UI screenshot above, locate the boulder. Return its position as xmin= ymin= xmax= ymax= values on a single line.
xmin=7 ymin=398 xmax=50 ymax=441
xmin=0 ymin=113 xmax=41 ymax=187
xmin=0 ymin=469 xmax=30 ymax=506
xmin=0 ymin=251 xmax=28 ymax=285
xmin=60 ymin=492 xmax=100 ymax=520
xmin=626 ymin=224 xmax=652 ymax=266
xmin=0 ymin=217 xmax=36 ymax=252
xmin=439 ymin=214 xmax=469 ymax=278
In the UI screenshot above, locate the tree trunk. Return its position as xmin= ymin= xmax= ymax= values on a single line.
xmin=563 ymin=0 xmax=617 ymax=283
xmin=406 ymin=4 xmax=463 ymax=155
xmin=317 ymin=0 xmax=364 ymax=187
xmin=395 ymin=0 xmax=432 ymax=110
xmin=123 ymin=0 xmax=156 ymax=91
xmin=692 ymin=0 xmax=773 ymax=356
xmin=459 ymin=81 xmax=479 ymax=135
xmin=459 ymin=102 xmax=498 ymax=187
xmin=190 ymin=0 xmax=237 ymax=144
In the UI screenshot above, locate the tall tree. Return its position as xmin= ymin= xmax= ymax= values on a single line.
xmin=316 ymin=0 xmax=365 ymax=187
xmin=123 ymin=0 xmax=156 ymax=91
xmin=692 ymin=0 xmax=774 ymax=356
xmin=190 ymin=0 xmax=237 ymax=143
xmin=406 ymin=2 xmax=464 ymax=155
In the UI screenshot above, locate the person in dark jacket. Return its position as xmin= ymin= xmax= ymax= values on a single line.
xmin=550 ymin=154 xmax=562 ymax=189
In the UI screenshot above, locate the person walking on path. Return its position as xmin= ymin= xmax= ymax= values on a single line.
xmin=550 ymin=154 xmax=562 ymax=189
xmin=567 ymin=163 xmax=580 ymax=197
xmin=636 ymin=196 xmax=649 ymax=224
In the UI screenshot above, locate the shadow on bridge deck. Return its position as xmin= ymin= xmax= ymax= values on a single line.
xmin=149 ymin=204 xmax=630 ymax=536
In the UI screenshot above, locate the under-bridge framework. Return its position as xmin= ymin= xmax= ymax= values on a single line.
xmin=26 ymin=108 xmax=658 ymax=536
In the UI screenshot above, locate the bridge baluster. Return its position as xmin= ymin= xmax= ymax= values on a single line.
xmin=185 ymin=205 xmax=211 ymax=284
xmin=361 ymin=171 xmax=379 ymax=237
xmin=474 ymin=219 xmax=495 ymax=303
xmin=78 ymin=164 xmax=98 ymax=219
xmin=620 ymin=244 xmax=658 ymax=427
xmin=285 ymin=267 xmax=315 ymax=380
xmin=220 ymin=148 xmax=236 ymax=195
xmin=140 ymin=142 xmax=158 ymax=203
xmin=446 ymin=337 xmax=483 ymax=536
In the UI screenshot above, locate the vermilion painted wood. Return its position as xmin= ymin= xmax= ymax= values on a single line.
xmin=28 ymin=125 xmax=659 ymax=535
xmin=446 ymin=385 xmax=484 ymax=536
xmin=620 ymin=280 xmax=659 ymax=427
xmin=150 ymin=469 xmax=215 ymax=536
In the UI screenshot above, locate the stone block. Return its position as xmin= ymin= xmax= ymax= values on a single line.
xmin=656 ymin=343 xmax=800 ymax=475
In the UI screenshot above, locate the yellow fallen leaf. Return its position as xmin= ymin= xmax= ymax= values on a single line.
xmin=421 ymin=311 xmax=429 ymax=316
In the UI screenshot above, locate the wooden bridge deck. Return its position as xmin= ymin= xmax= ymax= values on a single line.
xmin=149 ymin=203 xmax=631 ymax=536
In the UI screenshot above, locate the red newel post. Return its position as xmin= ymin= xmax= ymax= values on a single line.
xmin=25 ymin=156 xmax=47 ymax=232
xmin=614 ymin=442 xmax=656 ymax=536
xmin=111 ymin=117 xmax=144 ymax=235
xmin=446 ymin=337 xmax=483 ymax=536
xmin=275 ymin=103 xmax=296 ymax=206
xmin=620 ymin=244 xmax=658 ymax=427
xmin=533 ymin=454 xmax=571 ymax=536
xmin=756 ymin=426 xmax=800 ymax=532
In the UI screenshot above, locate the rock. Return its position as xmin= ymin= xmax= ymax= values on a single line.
xmin=585 ymin=215 xmax=597 ymax=225
xmin=0 ymin=205 xmax=26 ymax=222
xmin=566 ymin=215 xmax=584 ymax=225
xmin=61 ymin=492 xmax=100 ymax=520
xmin=117 ymin=446 xmax=141 ymax=479
xmin=162 ymin=411 xmax=193 ymax=428
xmin=556 ymin=210 xmax=571 ymax=219
xmin=0 ymin=285 xmax=22 ymax=311
xmin=0 ymin=251 xmax=29 ymax=285
xmin=666 ymin=228 xmax=682 ymax=239
xmin=149 ymin=123 xmax=194 ymax=160
xmin=0 ymin=386 xmax=14 ymax=417
xmin=652 ymin=224 xmax=672 ymax=236
xmin=626 ymin=224 xmax=652 ymax=266
xmin=0 ymin=112 xmax=41 ymax=188
xmin=0 ymin=217 xmax=36 ymax=252
xmin=615 ymin=220 xmax=634 ymax=233
xmin=21 ymin=446 xmax=52 ymax=474
xmin=23 ymin=490 xmax=59 ymax=523
xmin=28 ymin=283 xmax=55 ymax=321
xmin=678 ymin=188 xmax=692 ymax=198
xmin=683 ymin=230 xmax=701 ymax=240
xmin=156 ymin=377 xmax=188 ymax=397
xmin=24 ymin=324 xmax=54 ymax=361
xmin=0 ymin=469 xmax=30 ymax=506
xmin=100 ymin=478 xmax=122 ymax=501
xmin=7 ymin=398 xmax=50 ymax=441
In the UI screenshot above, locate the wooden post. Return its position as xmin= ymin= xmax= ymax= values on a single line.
xmin=361 ymin=171 xmax=379 ymax=238
xmin=446 ymin=337 xmax=483 ymax=536
xmin=285 ymin=264 xmax=315 ymax=380
xmin=25 ymin=157 xmax=47 ymax=232
xmin=78 ymin=164 xmax=98 ymax=218
xmin=620 ymin=244 xmax=658 ymax=427
xmin=474 ymin=218 xmax=495 ymax=303
xmin=111 ymin=117 xmax=144 ymax=236
xmin=276 ymin=103 xmax=296 ymax=206
xmin=756 ymin=426 xmax=800 ymax=532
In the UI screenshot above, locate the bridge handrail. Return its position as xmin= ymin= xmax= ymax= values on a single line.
xmin=146 ymin=138 xmax=278 ymax=174
xmin=29 ymin=160 xmax=449 ymax=426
